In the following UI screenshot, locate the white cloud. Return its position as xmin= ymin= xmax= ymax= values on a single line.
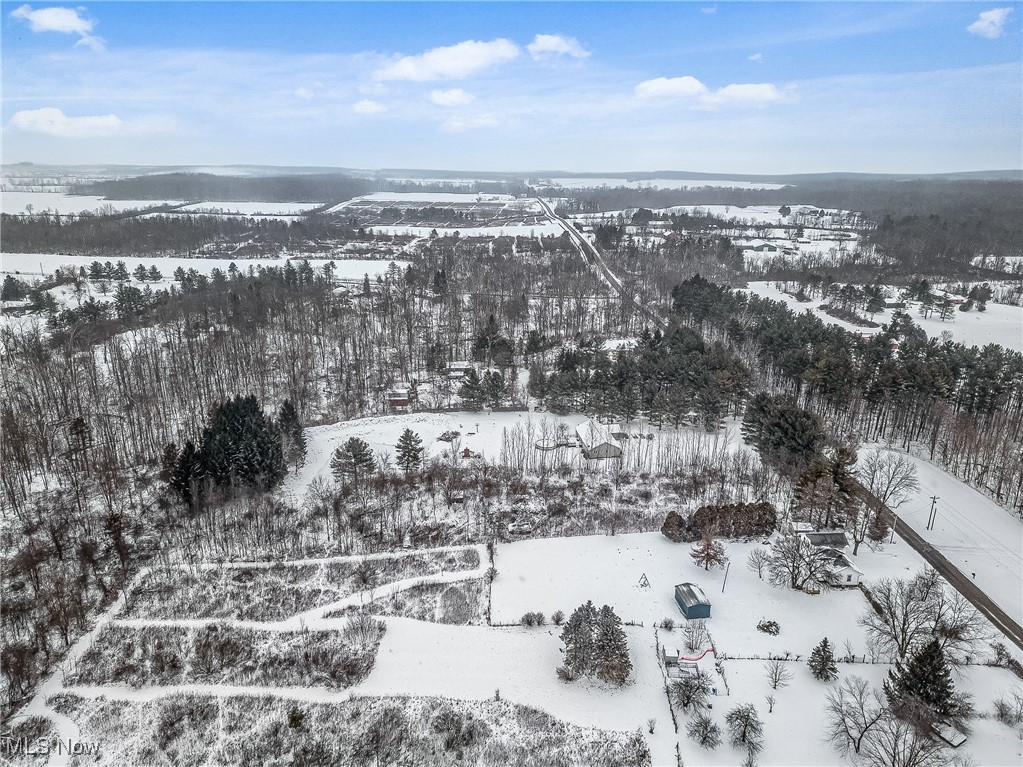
xmin=294 ymin=86 xmax=314 ymax=100
xmin=967 ymin=7 xmax=1013 ymax=38
xmin=353 ymin=99 xmax=386 ymax=114
xmin=748 ymin=53 xmax=764 ymax=62
xmin=374 ymin=39 xmax=519 ymax=81
xmin=9 ymin=4 xmax=104 ymax=50
xmin=440 ymin=114 xmax=499 ymax=132
xmin=635 ymin=76 xmax=793 ymax=109
xmin=8 ymin=107 xmax=122 ymax=137
xmin=430 ymin=88 xmax=474 ymax=106
xmin=634 ymin=76 xmax=710 ymax=100
xmin=527 ymin=34 xmax=590 ymax=61
xmin=705 ymin=83 xmax=790 ymax=107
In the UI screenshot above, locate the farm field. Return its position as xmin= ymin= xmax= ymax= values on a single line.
xmin=0 ymin=191 xmax=184 ymax=216
xmin=0 ymin=253 xmax=406 ymax=280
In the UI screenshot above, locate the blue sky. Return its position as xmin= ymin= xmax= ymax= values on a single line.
xmin=2 ymin=2 xmax=1020 ymax=173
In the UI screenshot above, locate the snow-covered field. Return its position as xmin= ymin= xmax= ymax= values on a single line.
xmin=881 ymin=449 xmax=1023 ymax=625
xmin=1 ymin=191 xmax=182 ymax=216
xmin=536 ymin=177 xmax=787 ymax=191
xmin=365 ymin=223 xmax=563 ymax=237
xmin=1 ymin=253 xmax=406 ymax=280
xmin=325 ymin=192 xmax=516 ymax=213
xmin=175 ymin=201 xmax=322 ymax=215
xmin=744 ymin=281 xmax=1023 ymax=352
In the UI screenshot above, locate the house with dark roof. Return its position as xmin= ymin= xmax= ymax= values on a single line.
xmin=801 ymin=531 xmax=850 ymax=549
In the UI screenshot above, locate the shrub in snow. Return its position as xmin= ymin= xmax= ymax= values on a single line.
xmin=756 ymin=619 xmax=780 ymax=636
xmin=552 ymin=610 xmax=565 ymax=626
xmin=686 ymin=712 xmax=721 ymax=749
xmin=288 ymin=706 xmax=305 ymax=730
xmin=521 ymin=611 xmax=545 ymax=627
xmin=660 ymin=617 xmax=675 ymax=631
xmin=994 ymin=690 xmax=1023 ymax=727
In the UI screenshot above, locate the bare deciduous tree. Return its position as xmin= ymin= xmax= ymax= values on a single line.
xmin=765 ymin=659 xmax=793 ymax=690
xmin=767 ymin=534 xmax=834 ymax=592
xmin=857 ymin=710 xmax=947 ymax=767
xmin=859 ymin=448 xmax=920 ymax=509
xmin=746 ymin=548 xmax=770 ymax=579
xmin=859 ymin=569 xmax=985 ymax=661
xmin=825 ymin=675 xmax=886 ymax=755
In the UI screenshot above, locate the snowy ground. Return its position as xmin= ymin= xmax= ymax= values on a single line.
xmin=1 ymin=191 xmax=183 ymax=216
xmin=744 ymin=281 xmax=1023 ymax=352
xmin=175 ymin=201 xmax=322 ymax=215
xmin=1 ymin=253 xmax=406 ymax=280
xmin=875 ymin=448 xmax=1023 ymax=625
xmin=364 ymin=223 xmax=564 ymax=237
xmin=535 ymin=177 xmax=786 ymax=191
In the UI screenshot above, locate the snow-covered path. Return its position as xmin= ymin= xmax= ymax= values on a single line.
xmin=887 ymin=450 xmax=1023 ymax=625
xmin=12 ymin=543 xmax=487 ymax=766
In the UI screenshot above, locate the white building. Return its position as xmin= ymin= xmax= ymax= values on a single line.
xmin=576 ymin=419 xmax=623 ymax=459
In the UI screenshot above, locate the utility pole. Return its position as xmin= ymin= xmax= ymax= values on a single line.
xmin=926 ymin=495 xmax=939 ymax=531
xmin=721 ymin=561 xmax=730 ymax=593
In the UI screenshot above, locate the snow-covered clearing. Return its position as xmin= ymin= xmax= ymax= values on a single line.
xmin=357 ymin=618 xmax=678 ymax=766
xmin=175 ymin=201 xmax=322 ymax=215
xmin=326 ymin=192 xmax=515 ymax=212
xmin=876 ymin=448 xmax=1023 ymax=625
xmin=365 ymin=222 xmax=564 ymax=237
xmin=0 ymin=191 xmax=183 ymax=216
xmin=536 ymin=177 xmax=786 ymax=191
xmin=744 ymin=281 xmax=1023 ymax=351
xmin=1 ymin=253 xmax=405 ymax=280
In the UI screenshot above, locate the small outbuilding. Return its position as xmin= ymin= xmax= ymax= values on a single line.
xmin=576 ymin=419 xmax=623 ymax=459
xmin=674 ymin=582 xmax=712 ymax=620
xmin=820 ymin=548 xmax=864 ymax=587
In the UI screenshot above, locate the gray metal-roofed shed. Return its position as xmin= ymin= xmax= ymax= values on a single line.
xmin=674 ymin=582 xmax=711 ymax=620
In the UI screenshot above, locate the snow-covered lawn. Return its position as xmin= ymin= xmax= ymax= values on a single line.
xmin=880 ymin=449 xmax=1023 ymax=625
xmin=356 ymin=617 xmax=678 ymax=766
xmin=744 ymin=281 xmax=1023 ymax=352
xmin=491 ymin=532 xmax=931 ymax=660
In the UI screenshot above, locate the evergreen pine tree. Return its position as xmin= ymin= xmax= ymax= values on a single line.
xmin=331 ymin=437 xmax=375 ymax=488
xmin=395 ymin=428 xmax=424 ymax=474
xmin=169 ymin=441 xmax=198 ymax=505
xmin=809 ymin=638 xmax=838 ymax=681
xmin=277 ymin=399 xmax=306 ymax=472
xmin=883 ymin=639 xmax=955 ymax=717
xmin=560 ymin=601 xmax=597 ymax=679
xmin=594 ymin=604 xmax=632 ymax=686
xmin=459 ymin=369 xmax=485 ymax=411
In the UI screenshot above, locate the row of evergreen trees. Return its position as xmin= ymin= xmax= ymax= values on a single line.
xmin=165 ymin=396 xmax=305 ymax=505
xmin=526 ymin=326 xmax=749 ymax=429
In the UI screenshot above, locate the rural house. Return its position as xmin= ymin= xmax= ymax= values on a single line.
xmin=674 ymin=582 xmax=712 ymax=620
xmin=576 ymin=419 xmax=623 ymax=459
xmin=820 ymin=548 xmax=864 ymax=587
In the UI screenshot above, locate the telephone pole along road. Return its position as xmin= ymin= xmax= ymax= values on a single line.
xmin=537 ymin=196 xmax=1023 ymax=652
xmin=870 ymin=491 xmax=1023 ymax=652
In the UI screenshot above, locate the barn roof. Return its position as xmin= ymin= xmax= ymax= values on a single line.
xmin=674 ymin=582 xmax=711 ymax=608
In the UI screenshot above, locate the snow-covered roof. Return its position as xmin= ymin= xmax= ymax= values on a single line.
xmin=674 ymin=582 xmax=711 ymax=608
xmin=576 ymin=419 xmax=622 ymax=451
xmin=801 ymin=531 xmax=850 ymax=549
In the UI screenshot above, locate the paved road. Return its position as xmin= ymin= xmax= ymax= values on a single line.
xmin=535 ymin=197 xmax=668 ymax=331
xmin=878 ymin=503 xmax=1023 ymax=651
